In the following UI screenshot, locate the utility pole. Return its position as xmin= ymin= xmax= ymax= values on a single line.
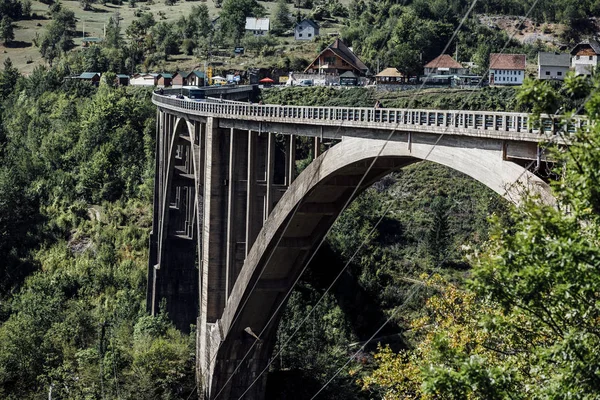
xmin=82 ymin=20 xmax=85 ymax=39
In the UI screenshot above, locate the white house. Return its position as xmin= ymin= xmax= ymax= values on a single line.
xmin=423 ymin=54 xmax=467 ymax=75
xmin=130 ymin=73 xmax=159 ymax=86
xmin=245 ymin=17 xmax=269 ymax=36
xmin=570 ymin=39 xmax=600 ymax=76
xmin=489 ymin=54 xmax=526 ymax=85
xmin=294 ymin=19 xmax=319 ymax=41
xmin=538 ymin=52 xmax=570 ymax=80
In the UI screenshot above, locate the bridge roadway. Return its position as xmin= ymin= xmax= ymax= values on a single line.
xmin=150 ymin=92 xmax=575 ymax=399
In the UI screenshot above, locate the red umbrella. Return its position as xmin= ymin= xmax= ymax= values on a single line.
xmin=259 ymin=77 xmax=275 ymax=83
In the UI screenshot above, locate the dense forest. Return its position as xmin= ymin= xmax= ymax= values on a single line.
xmin=0 ymin=63 xmax=195 ymax=399
xmin=1 ymin=0 xmax=600 ymax=397
xmin=1 ymin=54 xmax=597 ymax=398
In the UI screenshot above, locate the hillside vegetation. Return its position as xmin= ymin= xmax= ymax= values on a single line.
xmin=0 ymin=65 xmax=196 ymax=399
xmin=262 ymin=77 xmax=599 ymax=399
xmin=2 ymin=0 xmax=599 ymax=75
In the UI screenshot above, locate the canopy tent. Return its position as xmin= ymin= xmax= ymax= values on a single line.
xmin=212 ymin=76 xmax=226 ymax=81
xmin=259 ymin=77 xmax=275 ymax=83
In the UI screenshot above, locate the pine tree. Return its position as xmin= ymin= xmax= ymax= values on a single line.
xmin=426 ymin=195 xmax=451 ymax=266
xmin=0 ymin=16 xmax=15 ymax=46
xmin=272 ymin=0 xmax=292 ymax=36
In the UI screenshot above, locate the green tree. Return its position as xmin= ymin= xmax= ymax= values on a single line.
xmin=219 ymin=0 xmax=265 ymax=44
xmin=150 ymin=22 xmax=179 ymax=60
xmin=39 ymin=9 xmax=76 ymax=65
xmin=272 ymin=0 xmax=292 ymax=36
xmin=0 ymin=16 xmax=15 ymax=45
xmin=0 ymin=57 xmax=20 ymax=98
xmin=105 ymin=13 xmax=122 ymax=48
xmin=362 ymin=76 xmax=600 ymax=399
xmin=426 ymin=195 xmax=451 ymax=266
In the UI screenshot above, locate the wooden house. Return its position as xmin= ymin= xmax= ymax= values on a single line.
xmin=173 ymin=71 xmax=191 ymax=87
xmin=116 ymin=74 xmax=130 ymax=86
xmin=78 ymin=72 xmax=101 ymax=86
xmin=157 ymin=73 xmax=173 ymax=87
xmin=187 ymin=71 xmax=206 ymax=86
xmin=304 ymin=39 xmax=368 ymax=76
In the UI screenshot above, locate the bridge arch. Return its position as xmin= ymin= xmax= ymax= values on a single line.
xmin=148 ymin=113 xmax=203 ymax=328
xmin=203 ymin=135 xmax=553 ymax=398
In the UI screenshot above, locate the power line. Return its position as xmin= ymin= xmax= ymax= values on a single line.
xmin=212 ymin=1 xmax=484 ymax=398
xmin=208 ymin=1 xmax=563 ymax=397
xmin=309 ymin=43 xmax=600 ymax=400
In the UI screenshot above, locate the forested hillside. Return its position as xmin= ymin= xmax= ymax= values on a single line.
xmin=0 ymin=63 xmax=195 ymax=399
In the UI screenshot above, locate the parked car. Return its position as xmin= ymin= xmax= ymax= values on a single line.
xmin=298 ymin=79 xmax=313 ymax=86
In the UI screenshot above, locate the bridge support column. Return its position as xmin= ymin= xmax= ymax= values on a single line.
xmin=246 ymin=130 xmax=258 ymax=256
xmin=148 ymin=113 xmax=200 ymax=331
xmin=286 ymin=135 xmax=296 ymax=185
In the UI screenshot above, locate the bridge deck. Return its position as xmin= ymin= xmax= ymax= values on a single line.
xmin=152 ymin=93 xmax=584 ymax=144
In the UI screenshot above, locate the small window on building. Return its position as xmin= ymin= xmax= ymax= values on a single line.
xmin=308 ymin=33 xmax=312 ymax=37
xmin=577 ymin=55 xmax=580 ymax=60
xmin=557 ymin=71 xmax=562 ymax=76
xmin=299 ymin=33 xmax=302 ymax=37
xmin=545 ymin=71 xmax=550 ymax=75
xmin=590 ymin=56 xmax=594 ymax=60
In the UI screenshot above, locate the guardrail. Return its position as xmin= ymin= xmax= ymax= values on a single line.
xmin=153 ymin=93 xmax=587 ymax=137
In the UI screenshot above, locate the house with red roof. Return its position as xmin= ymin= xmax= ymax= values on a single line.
xmin=489 ymin=53 xmax=526 ymax=85
xmin=304 ymin=39 xmax=369 ymax=76
xmin=423 ymin=54 xmax=466 ymax=75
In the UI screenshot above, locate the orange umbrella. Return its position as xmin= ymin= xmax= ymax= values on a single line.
xmin=259 ymin=77 xmax=275 ymax=83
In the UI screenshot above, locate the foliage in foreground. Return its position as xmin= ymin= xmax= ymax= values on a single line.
xmin=0 ymin=64 xmax=195 ymax=399
xmin=360 ymin=74 xmax=600 ymax=399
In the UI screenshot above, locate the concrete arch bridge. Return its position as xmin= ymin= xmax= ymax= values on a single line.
xmin=148 ymin=90 xmax=579 ymax=399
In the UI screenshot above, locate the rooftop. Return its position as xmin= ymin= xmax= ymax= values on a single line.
xmin=245 ymin=17 xmax=270 ymax=31
xmin=297 ymin=19 xmax=319 ymax=29
xmin=79 ymin=72 xmax=100 ymax=79
xmin=490 ymin=54 xmax=526 ymax=70
xmin=570 ymin=39 xmax=600 ymax=56
xmin=327 ymin=39 xmax=368 ymax=73
xmin=424 ymin=54 xmax=463 ymax=69
xmin=538 ymin=52 xmax=570 ymax=67
xmin=376 ymin=68 xmax=404 ymax=77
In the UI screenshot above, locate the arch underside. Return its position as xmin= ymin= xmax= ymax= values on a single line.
xmin=150 ymin=115 xmax=201 ymax=331
xmin=205 ymin=135 xmax=553 ymax=398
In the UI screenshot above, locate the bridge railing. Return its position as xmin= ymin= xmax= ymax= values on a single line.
xmin=153 ymin=93 xmax=587 ymax=136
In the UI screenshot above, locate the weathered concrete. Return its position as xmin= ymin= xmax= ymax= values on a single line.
xmin=149 ymin=95 xmax=560 ymax=399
